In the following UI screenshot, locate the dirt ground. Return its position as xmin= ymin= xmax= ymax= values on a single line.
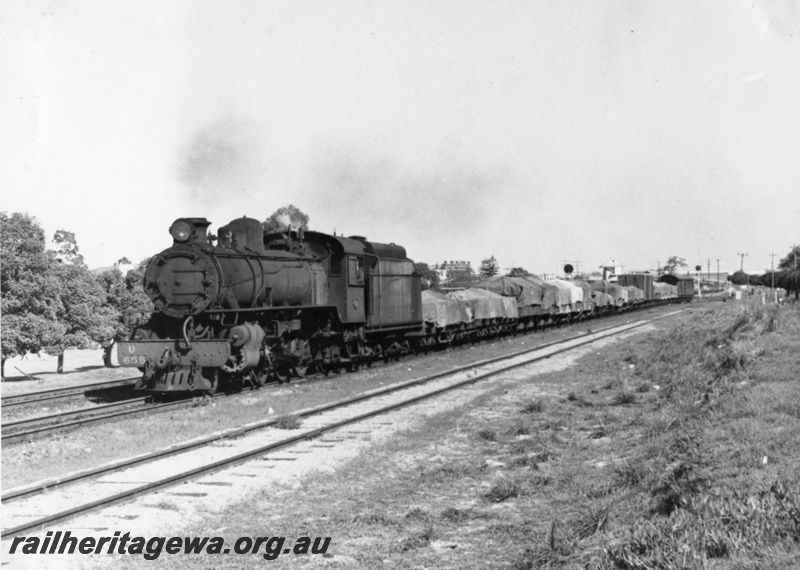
xmin=1 ymin=350 xmax=133 ymax=398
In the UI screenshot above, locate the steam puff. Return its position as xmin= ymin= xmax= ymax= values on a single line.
xmin=277 ymin=213 xmax=303 ymax=229
xmin=179 ymin=117 xmax=268 ymax=200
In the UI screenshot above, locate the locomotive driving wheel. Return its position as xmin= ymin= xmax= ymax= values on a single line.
xmin=293 ymin=361 xmax=309 ymax=378
xmin=272 ymin=363 xmax=292 ymax=383
xmin=252 ymin=369 xmax=269 ymax=387
xmin=289 ymin=338 xmax=310 ymax=378
xmin=202 ymin=368 xmax=219 ymax=396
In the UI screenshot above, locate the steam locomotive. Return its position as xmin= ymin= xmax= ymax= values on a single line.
xmin=119 ymin=216 xmax=690 ymax=394
xmin=118 ymin=216 xmax=422 ymax=394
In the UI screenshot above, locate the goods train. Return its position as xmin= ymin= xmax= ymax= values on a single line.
xmin=118 ymin=216 xmax=692 ymax=394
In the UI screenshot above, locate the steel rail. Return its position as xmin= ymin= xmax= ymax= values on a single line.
xmin=1 ymin=399 xmax=189 ymax=445
xmin=1 ymin=378 xmax=138 ymax=408
xmin=1 ymin=311 xmax=679 ymax=537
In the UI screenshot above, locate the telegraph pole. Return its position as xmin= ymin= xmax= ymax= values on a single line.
xmin=707 ymin=258 xmax=711 ymax=287
xmin=716 ymin=258 xmax=720 ymax=291
xmin=769 ymin=252 xmax=776 ymax=289
xmin=737 ymin=252 xmax=748 ymax=272
xmin=737 ymin=253 xmax=749 ymax=290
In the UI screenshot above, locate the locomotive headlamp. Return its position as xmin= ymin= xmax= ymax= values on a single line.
xmin=169 ymin=219 xmax=192 ymax=242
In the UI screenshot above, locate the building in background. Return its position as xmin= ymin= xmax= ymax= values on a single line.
xmin=600 ymin=258 xmax=623 ymax=280
xmin=432 ymin=260 xmax=472 ymax=283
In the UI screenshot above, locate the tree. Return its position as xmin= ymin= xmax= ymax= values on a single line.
xmin=661 ymin=256 xmax=687 ymax=275
xmin=479 ymin=256 xmax=500 ymax=278
xmin=263 ymin=205 xmax=310 ymax=234
xmin=777 ymin=245 xmax=800 ymax=299
xmin=507 ymin=267 xmax=530 ymax=277
xmin=414 ymin=262 xmax=440 ymax=291
xmin=51 ymin=229 xmax=85 ymax=266
xmin=727 ymin=270 xmax=750 ymax=286
xmin=47 ymin=262 xmax=118 ymax=373
xmin=761 ymin=270 xmax=780 ymax=290
xmin=0 ymin=212 xmax=64 ymax=378
xmin=96 ymin=261 xmax=152 ymax=366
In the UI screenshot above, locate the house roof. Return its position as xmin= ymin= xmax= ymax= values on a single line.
xmin=600 ymin=258 xmax=621 ymax=268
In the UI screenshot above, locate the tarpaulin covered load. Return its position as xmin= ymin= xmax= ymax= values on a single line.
xmin=474 ymin=276 xmax=545 ymax=308
xmin=571 ymin=280 xmax=595 ymax=309
xmin=551 ymin=279 xmax=583 ymax=305
xmin=589 ymin=280 xmax=610 ymax=292
xmin=447 ymin=288 xmax=518 ymax=320
xmin=547 ymin=280 xmax=574 ymax=309
xmin=623 ymin=286 xmax=644 ymax=302
xmin=589 ymin=281 xmax=629 ymax=305
xmin=521 ymin=276 xmax=558 ymax=311
xmin=422 ymin=290 xmax=470 ymax=328
xmin=609 ymin=285 xmax=629 ymax=304
xmin=592 ymin=291 xmax=615 ymax=307
xmin=617 ymin=274 xmax=654 ymax=301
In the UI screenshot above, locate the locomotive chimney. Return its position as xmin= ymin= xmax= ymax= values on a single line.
xmin=190 ymin=219 xmax=211 ymax=243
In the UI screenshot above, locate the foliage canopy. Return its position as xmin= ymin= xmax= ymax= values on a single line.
xmin=479 ymin=255 xmax=500 ymax=278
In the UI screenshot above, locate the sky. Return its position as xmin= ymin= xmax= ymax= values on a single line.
xmin=2 ymin=0 xmax=799 ymax=276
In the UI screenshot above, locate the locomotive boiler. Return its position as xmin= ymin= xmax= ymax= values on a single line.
xmin=118 ymin=216 xmax=423 ymax=394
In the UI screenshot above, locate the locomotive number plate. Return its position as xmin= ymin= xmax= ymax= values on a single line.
xmin=122 ymin=354 xmax=149 ymax=366
xmin=117 ymin=340 xmax=230 ymax=367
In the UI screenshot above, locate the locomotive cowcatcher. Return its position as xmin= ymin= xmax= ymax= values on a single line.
xmin=118 ymin=216 xmax=422 ymax=394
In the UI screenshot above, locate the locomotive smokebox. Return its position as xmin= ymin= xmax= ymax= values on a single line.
xmin=144 ymin=217 xmax=328 ymax=319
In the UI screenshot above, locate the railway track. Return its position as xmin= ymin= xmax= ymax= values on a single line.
xmin=1 ymin=378 xmax=137 ymax=409
xmin=2 ymin=396 xmax=185 ymax=445
xmin=1 ymin=309 xmax=682 ymax=538
xmin=0 ymin=304 xmax=677 ymax=445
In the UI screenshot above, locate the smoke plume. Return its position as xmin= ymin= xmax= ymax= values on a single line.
xmin=178 ymin=117 xmax=268 ymax=201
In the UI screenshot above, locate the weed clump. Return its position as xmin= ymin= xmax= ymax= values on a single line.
xmin=567 ymin=392 xmax=595 ymax=407
xmin=512 ymin=519 xmax=574 ymax=569
xmin=610 ymin=392 xmax=636 ymax=406
xmin=506 ymin=420 xmax=530 ymax=436
xmin=477 ymin=428 xmax=498 ymax=442
xmin=484 ymin=479 xmax=521 ymax=502
xmin=440 ymin=507 xmax=471 ymax=522
xmin=397 ymin=526 xmax=435 ymax=551
xmin=274 ymin=414 xmax=302 ymax=430
xmin=574 ymin=501 xmax=612 ymax=539
xmin=520 ymin=399 xmax=545 ymax=414
xmin=404 ymin=507 xmax=430 ymax=521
